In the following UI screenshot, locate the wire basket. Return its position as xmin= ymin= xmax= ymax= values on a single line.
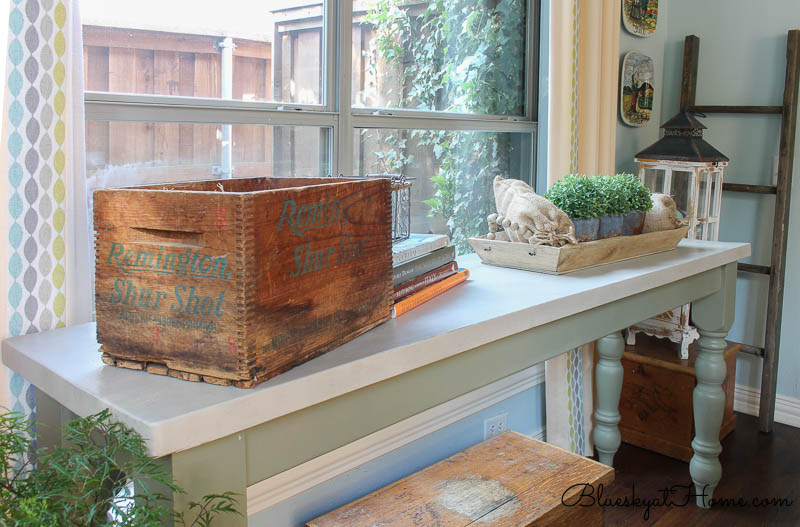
xmin=365 ymin=174 xmax=414 ymax=242
xmin=329 ymin=173 xmax=414 ymax=242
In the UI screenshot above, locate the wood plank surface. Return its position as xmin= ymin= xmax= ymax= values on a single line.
xmin=83 ymin=26 xmax=218 ymax=55
xmin=689 ymin=105 xmax=783 ymax=114
xmin=94 ymin=187 xmax=244 ymax=380
xmin=245 ymin=178 xmax=393 ymax=382
xmin=153 ymin=51 xmax=181 ymax=165
xmin=107 ymin=48 xmax=154 ymax=167
xmin=468 ymin=226 xmax=689 ymax=275
xmin=679 ymin=35 xmax=699 ymax=111
xmin=84 ymin=46 xmax=110 ymax=170
xmin=737 ymin=262 xmax=771 ymax=275
xmin=233 ymin=56 xmax=269 ymax=164
xmin=760 ymin=29 xmax=800 ymax=432
xmin=308 ymin=431 xmax=613 ymax=527
xmin=722 ymin=182 xmax=777 ymax=194
xmin=607 ymin=413 xmax=800 ymax=526
xmin=730 ymin=341 xmax=765 ymax=357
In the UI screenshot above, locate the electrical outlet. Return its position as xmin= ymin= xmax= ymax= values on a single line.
xmin=484 ymin=413 xmax=508 ymax=439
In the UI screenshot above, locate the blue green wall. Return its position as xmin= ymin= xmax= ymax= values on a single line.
xmin=618 ymin=0 xmax=800 ymax=401
xmin=615 ymin=0 xmax=669 ymax=176
xmin=664 ymin=0 xmax=800 ymax=401
xmin=249 ymin=383 xmax=545 ymax=526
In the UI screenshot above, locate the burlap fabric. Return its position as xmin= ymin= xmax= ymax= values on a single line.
xmin=490 ymin=176 xmax=577 ymax=247
xmin=643 ymin=193 xmax=682 ymax=233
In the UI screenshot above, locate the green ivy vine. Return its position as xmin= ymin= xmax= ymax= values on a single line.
xmin=363 ymin=0 xmax=526 ymax=253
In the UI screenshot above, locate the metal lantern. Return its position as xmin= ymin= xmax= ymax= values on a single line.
xmin=627 ymin=112 xmax=729 ymax=358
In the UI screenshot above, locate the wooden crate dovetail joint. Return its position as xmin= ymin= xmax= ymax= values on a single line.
xmin=94 ymin=177 xmax=393 ymax=388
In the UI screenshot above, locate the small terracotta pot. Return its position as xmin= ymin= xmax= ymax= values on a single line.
xmin=622 ymin=210 xmax=646 ymax=236
xmin=572 ymin=217 xmax=600 ymax=242
xmin=599 ymin=214 xmax=623 ymax=239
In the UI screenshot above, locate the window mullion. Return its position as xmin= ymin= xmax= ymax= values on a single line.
xmin=351 ymin=113 xmax=537 ymax=133
xmin=336 ymin=0 xmax=354 ymax=177
xmin=84 ymin=101 xmax=338 ymax=127
xmin=350 ymin=108 xmax=531 ymax=122
xmin=84 ymin=92 xmax=326 ymax=113
xmin=526 ymin=0 xmax=540 ymax=120
xmin=325 ymin=0 xmax=338 ymax=113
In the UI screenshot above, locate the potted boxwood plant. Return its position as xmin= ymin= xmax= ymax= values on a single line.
xmin=617 ymin=173 xmax=653 ymax=235
xmin=544 ymin=174 xmax=604 ymax=242
xmin=596 ymin=175 xmax=630 ymax=239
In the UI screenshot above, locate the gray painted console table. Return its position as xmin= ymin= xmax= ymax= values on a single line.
xmin=2 ymin=239 xmax=749 ymax=524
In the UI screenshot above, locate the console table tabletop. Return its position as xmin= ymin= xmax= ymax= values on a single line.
xmin=2 ymin=239 xmax=750 ymax=522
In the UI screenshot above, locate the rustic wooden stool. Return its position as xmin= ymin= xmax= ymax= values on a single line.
xmin=308 ymin=431 xmax=613 ymax=526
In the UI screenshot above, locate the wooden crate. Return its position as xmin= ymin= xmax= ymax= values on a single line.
xmin=619 ymin=334 xmax=739 ymax=461
xmin=308 ymin=431 xmax=613 ymax=527
xmin=94 ymin=177 xmax=393 ymax=388
xmin=468 ymin=226 xmax=689 ymax=274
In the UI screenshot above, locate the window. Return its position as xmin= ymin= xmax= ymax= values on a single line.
xmin=82 ymin=0 xmax=538 ymax=258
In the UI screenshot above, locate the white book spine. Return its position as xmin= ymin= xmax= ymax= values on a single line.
xmin=392 ymin=236 xmax=449 ymax=266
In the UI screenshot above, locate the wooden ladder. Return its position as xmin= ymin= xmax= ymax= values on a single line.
xmin=679 ymin=31 xmax=800 ymax=433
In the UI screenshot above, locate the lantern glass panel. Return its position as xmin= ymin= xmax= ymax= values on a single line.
xmin=710 ymin=172 xmax=722 ymax=216
xmin=697 ymin=171 xmax=709 ymax=218
xmin=643 ymin=168 xmax=665 ymax=193
xmin=670 ymin=170 xmax=693 ymax=219
xmin=708 ymin=176 xmax=719 ymax=240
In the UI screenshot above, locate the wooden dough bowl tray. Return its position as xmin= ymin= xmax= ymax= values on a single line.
xmin=468 ymin=226 xmax=689 ymax=275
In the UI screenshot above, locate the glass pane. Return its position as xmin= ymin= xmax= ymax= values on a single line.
xmin=354 ymin=128 xmax=534 ymax=254
xmin=697 ymin=171 xmax=709 ymax=219
xmin=708 ymin=221 xmax=718 ymax=241
xmin=352 ymin=0 xmax=527 ymax=115
xmin=670 ymin=170 xmax=693 ymax=219
xmin=82 ymin=0 xmax=324 ymax=105
xmin=86 ymin=119 xmax=331 ymax=317
xmin=708 ymin=175 xmax=719 ymax=240
xmin=643 ymin=168 xmax=664 ymax=193
xmin=710 ymin=171 xmax=722 ymax=217
xmin=86 ymin=121 xmax=331 ymax=188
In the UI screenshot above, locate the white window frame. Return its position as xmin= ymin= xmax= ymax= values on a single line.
xmin=83 ymin=0 xmax=539 ymax=180
xmin=79 ymin=0 xmax=539 ymax=323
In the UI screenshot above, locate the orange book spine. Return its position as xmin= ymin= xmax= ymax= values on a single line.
xmin=391 ymin=269 xmax=470 ymax=318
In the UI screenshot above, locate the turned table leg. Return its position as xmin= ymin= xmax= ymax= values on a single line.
xmin=593 ymin=331 xmax=624 ymax=466
xmin=689 ymin=262 xmax=737 ymax=508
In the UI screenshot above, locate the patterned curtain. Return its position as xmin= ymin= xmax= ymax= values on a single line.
xmin=544 ymin=0 xmax=621 ymax=455
xmin=2 ymin=0 xmax=85 ymax=416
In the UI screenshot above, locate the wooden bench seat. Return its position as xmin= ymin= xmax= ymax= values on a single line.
xmin=308 ymin=431 xmax=614 ymax=526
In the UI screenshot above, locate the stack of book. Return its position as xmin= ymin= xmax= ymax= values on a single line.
xmin=391 ymin=234 xmax=469 ymax=318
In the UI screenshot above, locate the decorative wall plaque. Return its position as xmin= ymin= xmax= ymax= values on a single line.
xmin=623 ymin=0 xmax=658 ymax=37
xmin=620 ymin=51 xmax=655 ymax=127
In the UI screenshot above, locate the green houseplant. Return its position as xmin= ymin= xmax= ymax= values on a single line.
xmin=616 ymin=173 xmax=653 ymax=235
xmin=595 ymin=175 xmax=630 ymax=239
xmin=544 ymin=174 xmax=604 ymax=241
xmin=0 ymin=408 xmax=240 ymax=526
xmin=365 ymin=0 xmax=526 ymax=255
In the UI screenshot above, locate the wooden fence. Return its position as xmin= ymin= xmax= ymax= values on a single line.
xmin=84 ymin=25 xmax=279 ymax=183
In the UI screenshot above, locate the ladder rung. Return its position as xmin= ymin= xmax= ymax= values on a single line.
xmin=723 ymin=183 xmax=777 ymax=194
xmin=731 ymin=341 xmax=766 ymax=357
xmin=738 ymin=263 xmax=771 ymax=275
xmin=690 ymin=105 xmax=783 ymax=114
